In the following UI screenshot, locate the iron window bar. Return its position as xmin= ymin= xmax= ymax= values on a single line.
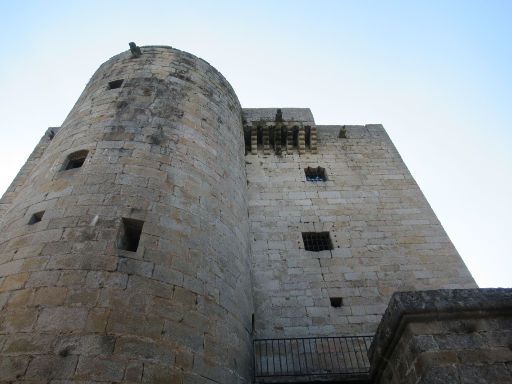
xmin=302 ymin=232 xmax=333 ymax=252
xmin=305 ymin=166 xmax=327 ymax=181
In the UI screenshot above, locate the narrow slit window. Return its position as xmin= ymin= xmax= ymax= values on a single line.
xmin=108 ymin=79 xmax=124 ymax=90
xmin=302 ymin=232 xmax=333 ymax=252
xmin=305 ymin=166 xmax=327 ymax=182
xmin=63 ymin=150 xmax=88 ymax=170
xmin=330 ymin=297 xmax=343 ymax=308
xmin=118 ymin=218 xmax=144 ymax=252
xmin=28 ymin=211 xmax=45 ymax=225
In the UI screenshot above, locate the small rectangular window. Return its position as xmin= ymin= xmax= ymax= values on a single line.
xmin=302 ymin=232 xmax=333 ymax=252
xmin=117 ymin=218 xmax=144 ymax=252
xmin=108 ymin=79 xmax=124 ymax=90
xmin=63 ymin=150 xmax=88 ymax=170
xmin=305 ymin=166 xmax=327 ymax=182
xmin=330 ymin=297 xmax=343 ymax=308
xmin=28 ymin=211 xmax=45 ymax=225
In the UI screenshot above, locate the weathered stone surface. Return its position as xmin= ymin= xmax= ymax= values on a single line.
xmin=25 ymin=355 xmax=78 ymax=380
xmin=0 ymin=44 xmax=491 ymax=384
xmin=0 ymin=46 xmax=253 ymax=383
xmin=246 ymin=122 xmax=476 ymax=338
xmin=369 ymin=288 xmax=512 ymax=384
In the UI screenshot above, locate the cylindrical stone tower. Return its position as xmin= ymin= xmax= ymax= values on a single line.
xmin=0 ymin=46 xmax=253 ymax=383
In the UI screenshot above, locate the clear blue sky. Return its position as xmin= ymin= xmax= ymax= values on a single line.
xmin=0 ymin=1 xmax=511 ymax=287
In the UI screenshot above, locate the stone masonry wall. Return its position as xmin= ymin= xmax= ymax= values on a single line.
xmin=246 ymin=121 xmax=476 ymax=339
xmin=370 ymin=289 xmax=512 ymax=384
xmin=0 ymin=46 xmax=253 ymax=383
xmin=0 ymin=127 xmax=60 ymax=222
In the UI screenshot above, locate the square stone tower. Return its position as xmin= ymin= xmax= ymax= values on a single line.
xmin=243 ymin=108 xmax=476 ymax=339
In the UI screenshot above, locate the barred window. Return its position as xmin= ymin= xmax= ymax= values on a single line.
xmin=305 ymin=166 xmax=326 ymax=182
xmin=302 ymin=232 xmax=333 ymax=252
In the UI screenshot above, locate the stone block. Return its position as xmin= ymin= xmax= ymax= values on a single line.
xmin=0 ymin=308 xmax=38 ymax=332
xmin=3 ymin=333 xmax=54 ymax=355
xmin=25 ymin=355 xmax=78 ymax=380
xmin=75 ymin=356 xmax=125 ymax=381
xmin=0 ymin=356 xmax=30 ymax=380
xmin=107 ymin=311 xmax=163 ymax=338
xmin=0 ymin=272 xmax=29 ymax=292
xmin=36 ymin=307 xmax=87 ymax=332
xmin=54 ymin=334 xmax=116 ymax=356
xmin=25 ymin=270 xmax=61 ymax=288
xmin=32 ymin=286 xmax=67 ymax=306
xmin=142 ymin=363 xmax=183 ymax=384
xmin=85 ymin=307 xmax=109 ymax=332
xmin=114 ymin=336 xmax=174 ymax=364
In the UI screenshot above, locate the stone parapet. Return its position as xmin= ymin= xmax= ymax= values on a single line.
xmin=369 ymin=289 xmax=512 ymax=384
xmin=243 ymin=108 xmax=315 ymax=125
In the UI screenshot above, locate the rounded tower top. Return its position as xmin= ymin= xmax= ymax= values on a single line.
xmin=0 ymin=43 xmax=252 ymax=383
xmin=96 ymin=44 xmax=241 ymax=110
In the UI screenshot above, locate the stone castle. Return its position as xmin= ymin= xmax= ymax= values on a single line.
xmin=0 ymin=44 xmax=510 ymax=383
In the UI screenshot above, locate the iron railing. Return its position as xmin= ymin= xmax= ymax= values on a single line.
xmin=254 ymin=335 xmax=373 ymax=381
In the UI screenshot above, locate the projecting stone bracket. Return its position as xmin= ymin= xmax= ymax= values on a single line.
xmin=244 ymin=123 xmax=318 ymax=155
xmin=129 ymin=42 xmax=142 ymax=58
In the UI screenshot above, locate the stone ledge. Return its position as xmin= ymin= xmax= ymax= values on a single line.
xmin=242 ymin=108 xmax=315 ymax=125
xmin=369 ymin=288 xmax=512 ymax=382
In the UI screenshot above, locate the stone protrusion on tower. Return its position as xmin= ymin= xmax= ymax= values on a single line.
xmin=242 ymin=108 xmax=317 ymax=155
xmin=287 ymin=125 xmax=294 ymax=153
xmin=310 ymin=126 xmax=318 ymax=153
xmin=298 ymin=126 xmax=306 ymax=154
xmin=250 ymin=126 xmax=257 ymax=155
xmin=0 ymin=46 xmax=253 ymax=383
xmin=262 ymin=125 xmax=270 ymax=155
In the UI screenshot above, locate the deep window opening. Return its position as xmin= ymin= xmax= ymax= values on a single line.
xmin=118 ymin=218 xmax=144 ymax=252
xmin=28 ymin=211 xmax=45 ymax=225
xmin=305 ymin=166 xmax=327 ymax=182
xmin=108 ymin=79 xmax=124 ymax=90
xmin=302 ymin=232 xmax=333 ymax=252
xmin=330 ymin=297 xmax=343 ymax=308
xmin=63 ymin=150 xmax=88 ymax=170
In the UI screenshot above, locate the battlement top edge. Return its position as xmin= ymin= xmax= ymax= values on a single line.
xmin=242 ymin=108 xmax=315 ymax=125
xmin=97 ymin=44 xmax=240 ymax=106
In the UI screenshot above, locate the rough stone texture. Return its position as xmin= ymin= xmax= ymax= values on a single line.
xmin=369 ymin=289 xmax=512 ymax=384
xmin=245 ymin=120 xmax=476 ymax=338
xmin=0 ymin=46 xmax=253 ymax=383
xmin=0 ymin=45 xmax=488 ymax=384
xmin=243 ymin=108 xmax=315 ymax=125
xmin=0 ymin=127 xmax=60 ymax=221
